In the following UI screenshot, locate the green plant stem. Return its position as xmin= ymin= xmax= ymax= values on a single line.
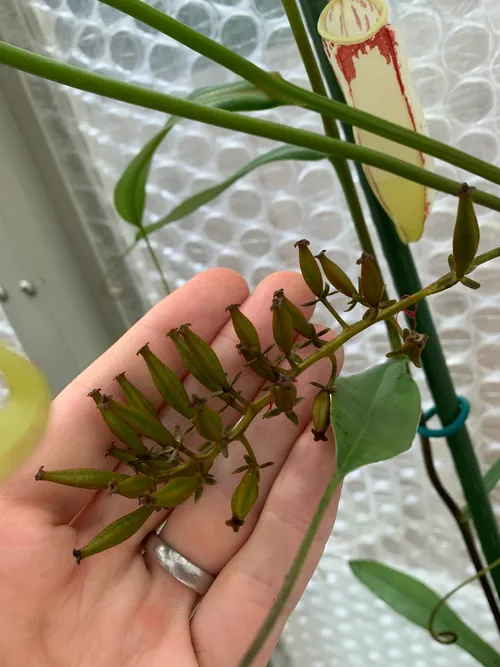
xmin=97 ymin=0 xmax=500 ymax=188
xmin=144 ymin=234 xmax=170 ymax=296
xmin=320 ymin=297 xmax=348 ymax=330
xmin=2 ymin=43 xmax=499 ymax=214
xmin=238 ymin=474 xmax=341 ymax=667
xmin=421 ymin=431 xmax=500 ymax=636
xmin=430 ymin=557 xmax=500 ymax=644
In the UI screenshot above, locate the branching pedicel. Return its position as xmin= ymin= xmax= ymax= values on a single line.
xmin=34 ymin=184 xmax=497 ymax=566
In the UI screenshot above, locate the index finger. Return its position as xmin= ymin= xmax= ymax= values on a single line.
xmin=1 ymin=268 xmax=248 ymax=520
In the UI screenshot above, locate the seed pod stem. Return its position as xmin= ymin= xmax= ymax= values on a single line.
xmin=73 ymin=506 xmax=153 ymax=563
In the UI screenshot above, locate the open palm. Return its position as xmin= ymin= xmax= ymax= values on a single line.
xmin=0 ymin=268 xmax=341 ymax=667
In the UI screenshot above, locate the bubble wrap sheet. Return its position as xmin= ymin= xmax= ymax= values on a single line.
xmin=2 ymin=0 xmax=500 ymax=664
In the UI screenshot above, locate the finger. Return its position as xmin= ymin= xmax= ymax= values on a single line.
xmin=72 ymin=272 xmax=317 ymax=559
xmin=2 ymin=268 xmax=249 ymax=522
xmin=193 ymin=423 xmax=341 ymax=667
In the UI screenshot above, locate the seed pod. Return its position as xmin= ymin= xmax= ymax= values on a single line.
xmin=452 ymin=183 xmax=480 ymax=279
xmin=311 ymin=390 xmax=331 ymax=442
xmin=168 ymin=328 xmax=219 ymax=393
xmin=237 ymin=344 xmax=279 ymax=383
xmin=114 ymin=372 xmax=157 ymax=419
xmin=226 ymin=468 xmax=259 ymax=532
xmin=105 ymin=396 xmax=177 ymax=449
xmin=109 ymin=473 xmax=156 ymax=498
xmin=146 ymin=476 xmax=201 ymax=508
xmin=191 ymin=395 xmax=223 ymax=442
xmin=35 ymin=466 xmax=129 ymax=490
xmin=294 ymin=239 xmax=324 ymax=298
xmin=137 ymin=345 xmax=192 ymax=420
xmin=386 ymin=331 xmax=428 ymax=368
xmin=356 ymin=252 xmax=384 ymax=308
xmin=315 ymin=250 xmax=357 ymax=298
xmin=275 ymin=289 xmax=315 ymax=339
xmin=89 ymin=389 xmax=148 ymax=455
xmin=106 ymin=445 xmax=140 ymax=466
xmin=73 ymin=506 xmax=153 ymax=563
xmin=226 ymin=304 xmax=261 ymax=353
xmin=271 ymin=376 xmax=297 ymax=414
xmin=179 ymin=324 xmax=228 ymax=390
xmin=271 ymin=294 xmax=294 ymax=356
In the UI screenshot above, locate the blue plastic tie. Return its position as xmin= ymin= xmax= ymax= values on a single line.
xmin=417 ymin=396 xmax=470 ymax=439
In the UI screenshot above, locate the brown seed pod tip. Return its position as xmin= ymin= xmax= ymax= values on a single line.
xmin=314 ymin=249 xmax=327 ymax=258
xmin=73 ymin=549 xmax=82 ymax=565
xmin=136 ymin=343 xmax=150 ymax=356
xmin=190 ymin=393 xmax=207 ymax=410
xmin=34 ymin=465 xmax=44 ymax=481
xmin=87 ymin=388 xmax=102 ymax=402
xmin=225 ymin=303 xmax=241 ymax=312
xmin=356 ymin=251 xmax=374 ymax=265
xmin=294 ymin=239 xmax=310 ymax=248
xmin=225 ymin=516 xmax=244 ymax=532
xmin=107 ymin=479 xmax=118 ymax=495
xmin=457 ymin=182 xmax=476 ymax=196
xmin=312 ymin=429 xmax=328 ymax=442
xmin=273 ymin=288 xmax=285 ymax=299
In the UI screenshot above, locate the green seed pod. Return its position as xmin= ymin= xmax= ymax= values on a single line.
xmin=294 ymin=239 xmax=324 ymax=298
xmin=226 ymin=304 xmax=261 ymax=353
xmin=147 ymin=476 xmax=201 ymax=508
xmin=168 ymin=328 xmax=219 ymax=393
xmin=237 ymin=345 xmax=279 ymax=383
xmin=137 ymin=344 xmax=192 ymax=420
xmin=179 ymin=324 xmax=228 ymax=390
xmin=73 ymin=506 xmax=153 ymax=563
xmin=35 ymin=466 xmax=128 ymax=490
xmin=109 ymin=473 xmax=156 ymax=498
xmin=105 ymin=396 xmax=177 ymax=449
xmin=191 ymin=395 xmax=223 ymax=442
xmin=315 ymin=250 xmax=357 ymax=298
xmin=271 ymin=293 xmax=294 ymax=356
xmin=386 ymin=331 xmax=428 ymax=368
xmin=226 ymin=468 xmax=259 ymax=532
xmin=311 ymin=390 xmax=331 ymax=442
xmin=452 ymin=183 xmax=480 ymax=279
xmin=275 ymin=289 xmax=315 ymax=339
xmin=271 ymin=376 xmax=297 ymax=414
xmin=114 ymin=372 xmax=157 ymax=419
xmin=89 ymin=389 xmax=148 ymax=455
xmin=356 ymin=252 xmax=384 ymax=308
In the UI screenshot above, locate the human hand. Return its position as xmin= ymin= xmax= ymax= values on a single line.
xmin=0 ymin=268 xmax=342 ymax=667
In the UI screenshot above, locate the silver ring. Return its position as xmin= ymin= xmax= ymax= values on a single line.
xmin=143 ymin=533 xmax=215 ymax=595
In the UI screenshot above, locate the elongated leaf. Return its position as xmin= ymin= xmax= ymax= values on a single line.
xmin=331 ymin=359 xmax=420 ymax=476
xmin=350 ymin=560 xmax=500 ymax=667
xmin=114 ymin=79 xmax=288 ymax=227
xmin=462 ymin=458 xmax=500 ymax=521
xmin=143 ymin=145 xmax=325 ymax=236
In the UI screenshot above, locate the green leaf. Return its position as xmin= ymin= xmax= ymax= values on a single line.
xmin=331 ymin=359 xmax=421 ymax=476
xmin=350 ymin=560 xmax=500 ymax=667
xmin=114 ymin=79 xmax=288 ymax=228
xmin=143 ymin=145 xmax=325 ymax=236
xmin=462 ymin=459 xmax=500 ymax=522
